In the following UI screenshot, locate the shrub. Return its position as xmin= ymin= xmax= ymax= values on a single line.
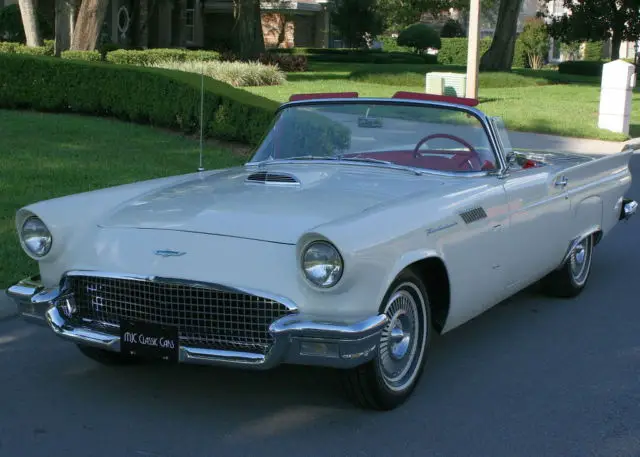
xmin=397 ymin=23 xmax=441 ymax=52
xmin=61 ymin=50 xmax=102 ymax=62
xmin=0 ymin=39 xmax=54 ymax=56
xmin=518 ymin=18 xmax=549 ymax=69
xmin=582 ymin=40 xmax=604 ymax=61
xmin=0 ymin=53 xmax=279 ymax=145
xmin=258 ymin=53 xmax=308 ymax=72
xmin=558 ymin=60 xmax=603 ymax=76
xmin=437 ymin=38 xmax=492 ymax=65
xmin=512 ymin=38 xmax=527 ymax=68
xmin=106 ymin=48 xmax=220 ymax=65
xmin=150 ymin=60 xmax=286 ymax=87
xmin=266 ymin=46 xmax=436 ymax=64
xmin=440 ymin=19 xmax=465 ymax=38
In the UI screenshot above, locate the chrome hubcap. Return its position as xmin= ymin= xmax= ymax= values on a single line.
xmin=569 ymin=237 xmax=591 ymax=285
xmin=378 ymin=285 xmax=425 ymax=392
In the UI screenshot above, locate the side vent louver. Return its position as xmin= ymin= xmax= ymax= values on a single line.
xmin=246 ymin=171 xmax=300 ymax=186
xmin=459 ymin=207 xmax=487 ymax=224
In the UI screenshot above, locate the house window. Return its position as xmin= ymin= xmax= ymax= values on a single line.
xmin=185 ymin=0 xmax=196 ymax=43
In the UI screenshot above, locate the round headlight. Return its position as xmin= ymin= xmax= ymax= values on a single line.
xmin=302 ymin=241 xmax=343 ymax=288
xmin=21 ymin=216 xmax=52 ymax=257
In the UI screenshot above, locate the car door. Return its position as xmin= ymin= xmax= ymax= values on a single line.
xmin=490 ymin=117 xmax=571 ymax=290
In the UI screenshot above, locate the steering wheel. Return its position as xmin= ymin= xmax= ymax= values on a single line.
xmin=412 ymin=133 xmax=482 ymax=170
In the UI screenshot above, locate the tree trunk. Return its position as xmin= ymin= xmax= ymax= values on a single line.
xmin=54 ymin=0 xmax=76 ymax=56
xmin=70 ymin=0 xmax=110 ymax=51
xmin=479 ymin=0 xmax=524 ymax=71
xmin=610 ymin=28 xmax=622 ymax=61
xmin=233 ymin=0 xmax=265 ymax=59
xmin=18 ymin=0 xmax=43 ymax=46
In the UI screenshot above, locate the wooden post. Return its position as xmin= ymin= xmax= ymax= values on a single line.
xmin=466 ymin=0 xmax=481 ymax=99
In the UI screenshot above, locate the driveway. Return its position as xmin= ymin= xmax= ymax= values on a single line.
xmin=0 ymin=157 xmax=638 ymax=457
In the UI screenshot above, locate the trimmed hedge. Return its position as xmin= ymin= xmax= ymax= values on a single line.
xmin=266 ymin=47 xmax=436 ymax=64
xmin=558 ymin=60 xmax=604 ymax=77
xmin=61 ymin=50 xmax=102 ymax=61
xmin=0 ymin=39 xmax=54 ymax=56
xmin=437 ymin=37 xmax=527 ymax=68
xmin=0 ymin=53 xmax=279 ymax=145
xmin=106 ymin=48 xmax=221 ymax=65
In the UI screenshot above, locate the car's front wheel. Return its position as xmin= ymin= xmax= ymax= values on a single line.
xmin=342 ymin=269 xmax=432 ymax=410
xmin=541 ymin=234 xmax=594 ymax=298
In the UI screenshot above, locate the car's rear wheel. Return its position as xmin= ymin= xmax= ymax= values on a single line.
xmin=76 ymin=344 xmax=141 ymax=366
xmin=541 ymin=234 xmax=594 ymax=298
xmin=341 ymin=269 xmax=432 ymax=410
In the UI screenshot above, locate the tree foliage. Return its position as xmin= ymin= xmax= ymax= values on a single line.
xmin=543 ymin=0 xmax=640 ymax=60
xmin=440 ymin=19 xmax=464 ymax=38
xmin=397 ymin=22 xmax=441 ymax=52
xmin=518 ymin=17 xmax=549 ymax=69
xmin=330 ymin=0 xmax=384 ymax=48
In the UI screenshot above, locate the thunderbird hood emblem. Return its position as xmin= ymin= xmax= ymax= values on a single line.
xmin=154 ymin=249 xmax=186 ymax=257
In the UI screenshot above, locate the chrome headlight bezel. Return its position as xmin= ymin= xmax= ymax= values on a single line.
xmin=20 ymin=216 xmax=53 ymax=258
xmin=300 ymin=240 xmax=344 ymax=289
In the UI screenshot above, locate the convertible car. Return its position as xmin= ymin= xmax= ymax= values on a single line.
xmin=7 ymin=91 xmax=637 ymax=411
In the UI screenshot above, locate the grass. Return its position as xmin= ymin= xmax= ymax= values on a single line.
xmin=244 ymin=62 xmax=637 ymax=141
xmin=0 ymin=109 xmax=246 ymax=289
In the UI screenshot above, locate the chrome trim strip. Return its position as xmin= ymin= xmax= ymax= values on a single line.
xmin=60 ymin=270 xmax=300 ymax=312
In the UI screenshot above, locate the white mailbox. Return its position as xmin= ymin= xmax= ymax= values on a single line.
xmin=598 ymin=59 xmax=636 ymax=135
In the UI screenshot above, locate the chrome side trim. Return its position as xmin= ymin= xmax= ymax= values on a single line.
xmin=61 ymin=270 xmax=299 ymax=312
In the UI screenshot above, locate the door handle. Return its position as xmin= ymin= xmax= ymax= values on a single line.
xmin=555 ymin=176 xmax=568 ymax=187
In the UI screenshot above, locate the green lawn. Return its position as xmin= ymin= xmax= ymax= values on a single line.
xmin=243 ymin=62 xmax=638 ymax=141
xmin=0 ymin=109 xmax=246 ymax=289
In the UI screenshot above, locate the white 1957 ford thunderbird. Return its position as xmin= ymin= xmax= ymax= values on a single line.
xmin=7 ymin=91 xmax=637 ymax=410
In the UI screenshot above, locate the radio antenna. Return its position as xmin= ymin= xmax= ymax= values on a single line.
xmin=198 ymin=59 xmax=205 ymax=172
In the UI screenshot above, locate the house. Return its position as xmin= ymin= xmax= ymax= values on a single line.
xmin=1 ymin=0 xmax=331 ymax=50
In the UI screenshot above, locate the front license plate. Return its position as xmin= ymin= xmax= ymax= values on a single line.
xmin=120 ymin=320 xmax=179 ymax=363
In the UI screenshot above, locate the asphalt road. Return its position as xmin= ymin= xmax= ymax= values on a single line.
xmin=1 ymin=157 xmax=639 ymax=457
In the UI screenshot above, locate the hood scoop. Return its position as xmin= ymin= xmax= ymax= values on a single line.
xmin=246 ymin=171 xmax=300 ymax=186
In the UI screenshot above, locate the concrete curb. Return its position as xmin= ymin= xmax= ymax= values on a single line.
xmin=0 ymin=289 xmax=18 ymax=321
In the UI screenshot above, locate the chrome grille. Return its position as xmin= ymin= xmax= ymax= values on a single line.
xmin=68 ymin=275 xmax=293 ymax=354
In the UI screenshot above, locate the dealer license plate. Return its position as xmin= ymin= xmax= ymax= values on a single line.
xmin=120 ymin=320 xmax=179 ymax=363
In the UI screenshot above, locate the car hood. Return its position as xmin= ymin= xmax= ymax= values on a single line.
xmin=98 ymin=164 xmax=451 ymax=244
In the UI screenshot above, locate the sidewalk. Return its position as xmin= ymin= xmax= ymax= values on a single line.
xmin=508 ymin=130 xmax=628 ymax=155
xmin=0 ymin=290 xmax=17 ymax=321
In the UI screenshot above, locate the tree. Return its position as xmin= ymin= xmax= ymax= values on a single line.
xmin=518 ymin=17 xmax=549 ymax=69
xmin=232 ymin=0 xmax=265 ymax=59
xmin=18 ymin=0 xmax=42 ymax=46
xmin=440 ymin=18 xmax=464 ymax=37
xmin=54 ymin=0 xmax=76 ymax=56
xmin=69 ymin=0 xmax=110 ymax=51
xmin=479 ymin=0 xmax=524 ymax=71
xmin=331 ymin=0 xmax=384 ymax=48
xmin=544 ymin=0 xmax=640 ymax=61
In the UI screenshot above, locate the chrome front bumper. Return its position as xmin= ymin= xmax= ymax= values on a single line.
xmin=6 ymin=276 xmax=387 ymax=370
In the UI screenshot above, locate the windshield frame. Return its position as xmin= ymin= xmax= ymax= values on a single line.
xmin=246 ymin=98 xmax=508 ymax=177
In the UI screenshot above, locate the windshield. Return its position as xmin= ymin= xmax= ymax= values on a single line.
xmin=249 ymin=102 xmax=500 ymax=173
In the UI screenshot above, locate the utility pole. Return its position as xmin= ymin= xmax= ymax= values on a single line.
xmin=466 ymin=0 xmax=481 ymax=99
